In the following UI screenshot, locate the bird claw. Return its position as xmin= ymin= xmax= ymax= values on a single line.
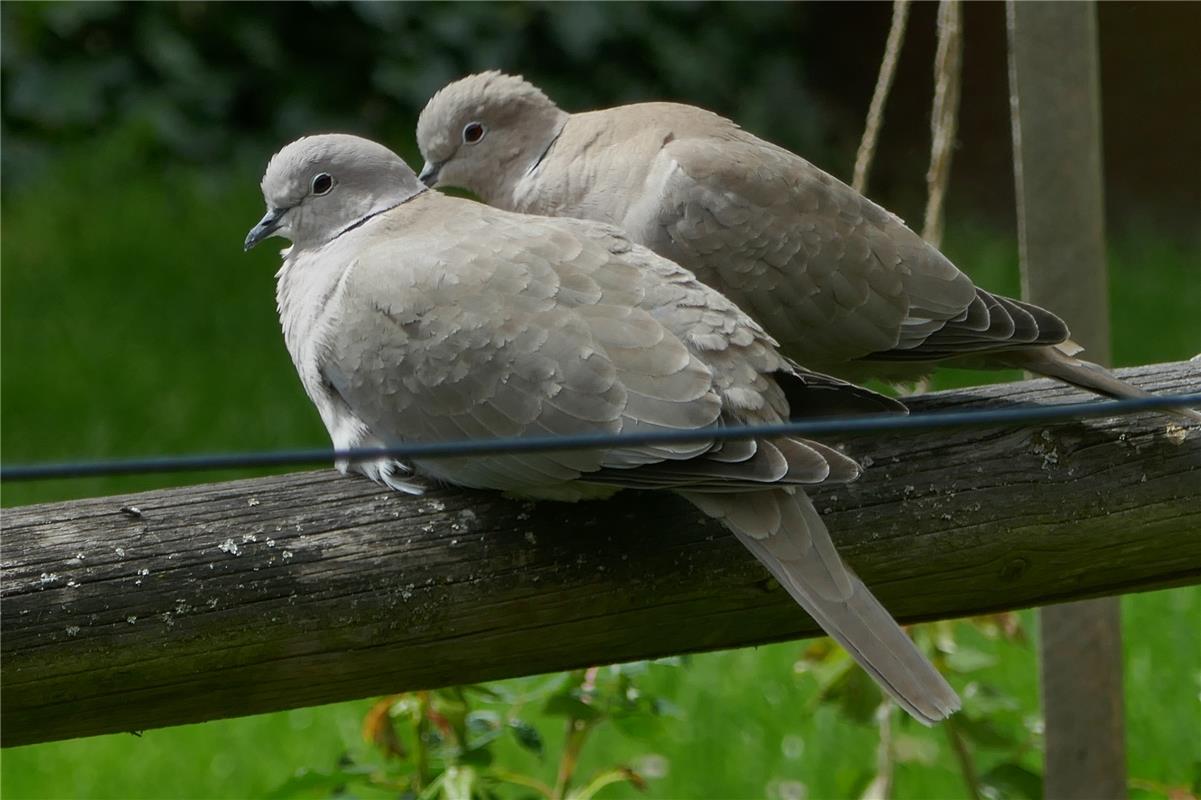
xmin=378 ymin=460 xmax=426 ymax=495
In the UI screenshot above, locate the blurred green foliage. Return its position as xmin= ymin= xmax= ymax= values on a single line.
xmin=2 ymin=1 xmax=829 ymax=189
xmin=5 ymin=1 xmax=1199 ymax=228
xmin=3 ymin=3 xmax=1199 ymax=799
xmin=269 ymin=665 xmax=679 ymax=799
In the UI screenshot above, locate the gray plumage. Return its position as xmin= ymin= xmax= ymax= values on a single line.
xmin=416 ymin=71 xmax=1190 ymax=415
xmin=247 ymin=133 xmax=961 ymax=723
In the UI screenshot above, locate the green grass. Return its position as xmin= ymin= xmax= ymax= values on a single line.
xmin=2 ymin=140 xmax=1198 ymax=799
xmin=1 ymin=132 xmax=329 ymax=507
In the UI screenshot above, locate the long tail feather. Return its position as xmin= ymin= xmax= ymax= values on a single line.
xmin=1004 ymin=346 xmax=1201 ymax=423
xmin=684 ymin=488 xmax=961 ymax=724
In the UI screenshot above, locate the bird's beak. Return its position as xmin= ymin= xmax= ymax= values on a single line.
xmin=244 ymin=207 xmax=285 ymax=251
xmin=418 ymin=160 xmax=442 ymax=187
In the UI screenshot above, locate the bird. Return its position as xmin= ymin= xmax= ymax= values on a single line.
xmin=245 ymin=133 xmax=961 ymax=724
xmin=415 ymin=71 xmax=1191 ymax=416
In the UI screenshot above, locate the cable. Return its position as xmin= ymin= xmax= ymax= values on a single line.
xmin=2 ymin=392 xmax=1197 ymax=483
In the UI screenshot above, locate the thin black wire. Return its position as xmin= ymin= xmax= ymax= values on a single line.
xmin=3 ymin=392 xmax=1197 ymax=483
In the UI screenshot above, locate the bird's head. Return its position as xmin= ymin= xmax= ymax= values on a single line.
xmin=415 ymin=71 xmax=567 ymax=201
xmin=245 ymin=133 xmax=425 ymax=252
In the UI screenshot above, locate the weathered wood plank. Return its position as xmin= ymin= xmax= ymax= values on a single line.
xmin=3 ymin=362 xmax=1199 ymax=747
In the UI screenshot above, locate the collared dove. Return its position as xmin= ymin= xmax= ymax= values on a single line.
xmin=416 ymin=72 xmax=1190 ymax=415
xmin=245 ymin=133 xmax=960 ymax=724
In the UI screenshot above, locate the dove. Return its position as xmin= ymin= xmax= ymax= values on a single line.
xmin=416 ymin=72 xmax=1192 ymax=416
xmin=245 ymin=133 xmax=961 ymax=723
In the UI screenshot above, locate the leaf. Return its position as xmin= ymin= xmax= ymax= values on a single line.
xmin=613 ymin=660 xmax=651 ymax=677
xmin=795 ymin=642 xmax=857 ymax=697
xmin=568 ymin=767 xmax=647 ymax=800
xmin=543 ymin=691 xmax=603 ymax=722
xmin=980 ymin=762 xmax=1044 ymax=800
xmin=466 ymin=710 xmax=503 ymax=749
xmin=953 ymin=714 xmax=1021 ymax=749
xmin=508 ymin=719 xmax=544 ymax=757
xmin=946 ymin=648 xmax=998 ymax=674
xmin=431 ymin=689 xmax=470 ymax=741
xmin=961 ymin=682 xmax=1022 ymax=715
xmin=363 ymin=696 xmax=407 ymax=760
xmin=459 ymin=745 xmax=494 ymax=768
xmin=490 ymin=768 xmax=554 ymax=799
xmin=459 ymin=683 xmax=508 ymax=701
xmin=819 ymin=661 xmax=884 ymax=725
xmin=798 ymin=638 xmax=839 ymax=665
xmin=417 ymin=771 xmax=447 ymax=800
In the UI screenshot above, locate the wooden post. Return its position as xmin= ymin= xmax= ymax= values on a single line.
xmin=1007 ymin=3 xmax=1128 ymax=797
xmin=4 ymin=363 xmax=1199 ymax=747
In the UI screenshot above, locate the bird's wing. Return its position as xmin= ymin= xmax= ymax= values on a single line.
xmin=870 ymin=288 xmax=1070 ymax=361
xmin=318 ymin=198 xmax=860 ymax=494
xmin=626 ymin=135 xmax=1071 ymax=368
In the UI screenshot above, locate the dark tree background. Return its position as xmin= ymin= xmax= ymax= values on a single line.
xmin=3 ymin=1 xmax=1198 ymax=234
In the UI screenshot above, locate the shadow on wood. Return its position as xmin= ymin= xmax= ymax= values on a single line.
xmin=3 ymin=361 xmax=1199 ymax=747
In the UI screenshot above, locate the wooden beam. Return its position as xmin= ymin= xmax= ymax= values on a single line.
xmin=1007 ymin=3 xmax=1127 ymax=797
xmin=3 ymin=362 xmax=1199 ymax=748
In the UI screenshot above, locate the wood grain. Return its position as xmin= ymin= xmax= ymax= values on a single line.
xmin=3 ymin=361 xmax=1198 ymax=746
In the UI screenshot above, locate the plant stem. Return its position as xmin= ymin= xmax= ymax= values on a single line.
xmin=415 ymin=691 xmax=431 ymax=792
xmin=552 ymin=718 xmax=592 ymax=800
xmin=945 ymin=716 xmax=983 ymax=800
xmin=860 ymin=703 xmax=896 ymax=800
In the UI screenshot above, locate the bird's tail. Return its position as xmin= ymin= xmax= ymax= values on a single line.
xmin=1003 ymin=345 xmax=1201 ymax=423
xmin=683 ymin=487 xmax=961 ymax=724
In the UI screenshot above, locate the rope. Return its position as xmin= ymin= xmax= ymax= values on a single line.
xmin=923 ymin=0 xmax=964 ymax=247
xmin=3 ymin=392 xmax=1196 ymax=482
xmin=853 ymin=0 xmax=912 ymax=194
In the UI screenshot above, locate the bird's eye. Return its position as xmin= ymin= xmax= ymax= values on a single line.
xmin=312 ymin=173 xmax=334 ymax=195
xmin=462 ymin=122 xmax=486 ymax=144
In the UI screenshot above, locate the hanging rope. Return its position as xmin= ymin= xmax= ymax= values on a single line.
xmin=922 ymin=0 xmax=964 ymax=247
xmin=853 ymin=0 xmax=911 ymax=193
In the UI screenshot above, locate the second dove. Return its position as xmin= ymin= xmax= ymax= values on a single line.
xmin=417 ymin=71 xmax=1160 ymax=407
